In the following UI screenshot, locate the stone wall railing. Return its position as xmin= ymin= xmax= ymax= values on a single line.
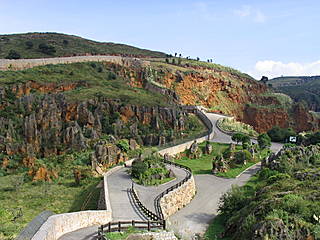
xmin=0 ymin=55 xmax=150 ymax=71
xmin=31 ymin=210 xmax=112 ymax=240
xmin=160 ymin=176 xmax=196 ymax=219
xmin=159 ymin=108 xmax=214 ymax=156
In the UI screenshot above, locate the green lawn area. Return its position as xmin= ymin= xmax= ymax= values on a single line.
xmin=0 ymin=173 xmax=102 ymax=240
xmin=215 ymin=162 xmax=257 ymax=178
xmin=175 ymin=142 xmax=241 ymax=175
xmin=175 ymin=142 xmax=269 ymax=178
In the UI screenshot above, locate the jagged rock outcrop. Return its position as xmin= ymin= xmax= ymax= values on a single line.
xmin=0 ymin=82 xmax=189 ymax=158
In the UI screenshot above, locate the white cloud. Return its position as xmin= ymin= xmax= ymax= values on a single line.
xmin=234 ymin=5 xmax=266 ymax=23
xmin=248 ymin=60 xmax=320 ymax=79
xmin=234 ymin=5 xmax=252 ymax=17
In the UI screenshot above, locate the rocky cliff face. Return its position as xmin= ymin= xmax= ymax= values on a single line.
xmin=0 ymin=81 xmax=190 ymax=162
xmin=138 ymin=60 xmax=319 ymax=133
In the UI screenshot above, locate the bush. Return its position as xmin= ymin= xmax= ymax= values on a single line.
xmin=5 ymin=50 xmax=21 ymax=59
xmin=38 ymin=43 xmax=56 ymax=55
xmin=25 ymin=41 xmax=33 ymax=49
xmin=258 ymin=133 xmax=271 ymax=149
xmin=267 ymin=126 xmax=296 ymax=143
xmin=219 ymin=185 xmax=247 ymax=215
xmin=267 ymin=173 xmax=290 ymax=184
xmin=116 ymin=139 xmax=129 ymax=152
xmin=131 ymin=160 xmax=148 ymax=179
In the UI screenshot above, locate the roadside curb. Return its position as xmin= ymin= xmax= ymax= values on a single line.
xmin=235 ymin=162 xmax=261 ymax=178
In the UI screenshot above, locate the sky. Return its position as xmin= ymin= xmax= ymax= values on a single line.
xmin=0 ymin=0 xmax=319 ymax=79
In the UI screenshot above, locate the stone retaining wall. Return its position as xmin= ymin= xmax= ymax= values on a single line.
xmin=159 ymin=109 xmax=214 ymax=156
xmin=0 ymin=55 xmax=149 ymax=71
xmin=31 ymin=210 xmax=112 ymax=240
xmin=160 ymin=176 xmax=196 ymax=219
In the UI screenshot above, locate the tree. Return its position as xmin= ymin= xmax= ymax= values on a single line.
xmin=62 ymin=39 xmax=69 ymax=45
xmin=5 ymin=50 xmax=21 ymax=59
xmin=258 ymin=133 xmax=271 ymax=149
xmin=232 ymin=133 xmax=245 ymax=145
xmin=174 ymin=53 xmax=177 ymax=57
xmin=267 ymin=126 xmax=296 ymax=143
xmin=25 ymin=41 xmax=33 ymax=49
xmin=38 ymin=43 xmax=56 ymax=55
xmin=261 ymin=76 xmax=269 ymax=84
xmin=165 ymin=58 xmax=169 ymax=63
xmin=196 ymin=57 xmax=200 ymax=61
xmin=241 ymin=135 xmax=251 ymax=145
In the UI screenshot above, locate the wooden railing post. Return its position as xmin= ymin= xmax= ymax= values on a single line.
xmin=108 ymin=222 xmax=111 ymax=232
xmin=132 ymin=220 xmax=135 ymax=228
xmin=163 ymin=219 xmax=166 ymax=230
xmin=101 ymin=225 xmax=104 ymax=235
xmin=147 ymin=220 xmax=150 ymax=231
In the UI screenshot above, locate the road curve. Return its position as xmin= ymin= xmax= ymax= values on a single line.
xmin=167 ymin=112 xmax=283 ymax=239
xmin=59 ymin=112 xmax=283 ymax=240
xmin=205 ymin=112 xmax=283 ymax=153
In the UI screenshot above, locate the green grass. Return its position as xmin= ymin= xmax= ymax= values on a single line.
xmin=204 ymin=214 xmax=231 ymax=240
xmin=215 ymin=162 xmax=257 ymax=178
xmin=0 ymin=62 xmax=169 ymax=106
xmin=0 ymin=173 xmax=102 ymax=240
xmin=149 ymin=58 xmax=254 ymax=80
xmin=105 ymin=227 xmax=147 ymax=240
xmin=175 ymin=143 xmax=269 ymax=177
xmin=175 ymin=142 xmax=242 ymax=175
xmin=0 ymin=32 xmax=166 ymax=59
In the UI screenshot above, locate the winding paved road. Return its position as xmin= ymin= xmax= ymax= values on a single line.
xmin=167 ymin=112 xmax=283 ymax=239
xmin=59 ymin=112 xmax=283 ymax=240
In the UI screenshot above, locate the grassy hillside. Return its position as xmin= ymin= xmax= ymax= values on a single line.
xmin=207 ymin=144 xmax=320 ymax=240
xmin=0 ymin=32 xmax=166 ymax=59
xmin=269 ymin=76 xmax=320 ymax=111
xmin=0 ymin=61 xmax=168 ymax=106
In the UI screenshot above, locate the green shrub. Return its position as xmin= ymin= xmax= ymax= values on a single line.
xmin=258 ymin=133 xmax=271 ymax=149
xmin=131 ymin=160 xmax=148 ymax=179
xmin=38 ymin=43 xmax=56 ymax=55
xmin=219 ymin=185 xmax=247 ymax=215
xmin=267 ymin=173 xmax=290 ymax=184
xmin=267 ymin=126 xmax=296 ymax=143
xmin=116 ymin=139 xmax=129 ymax=152
xmin=5 ymin=50 xmax=21 ymax=59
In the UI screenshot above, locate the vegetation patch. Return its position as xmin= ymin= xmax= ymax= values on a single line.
xmin=0 ymin=32 xmax=166 ymax=59
xmin=217 ymin=118 xmax=258 ymax=138
xmin=211 ymin=144 xmax=320 ymax=240
xmin=0 ymin=151 xmax=102 ymax=240
xmin=130 ymin=155 xmax=175 ymax=186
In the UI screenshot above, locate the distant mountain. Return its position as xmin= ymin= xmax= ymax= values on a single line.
xmin=0 ymin=32 xmax=166 ymax=59
xmin=269 ymin=76 xmax=320 ymax=111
